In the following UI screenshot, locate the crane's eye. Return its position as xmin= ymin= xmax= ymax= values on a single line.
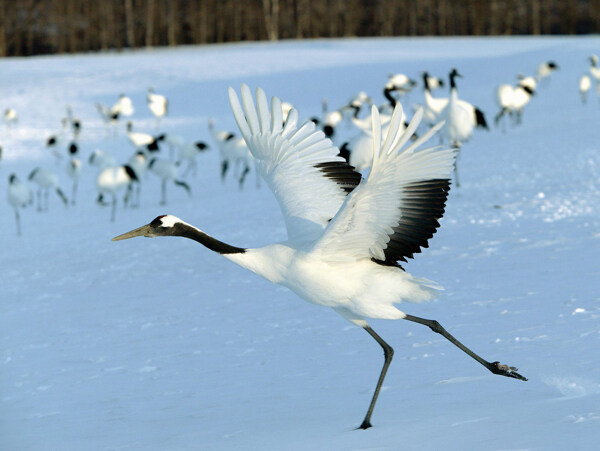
xmin=150 ymin=215 xmax=167 ymax=227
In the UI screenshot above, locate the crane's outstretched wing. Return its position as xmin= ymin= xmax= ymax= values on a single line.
xmin=228 ymin=84 xmax=362 ymax=242
xmin=312 ymin=104 xmax=457 ymax=267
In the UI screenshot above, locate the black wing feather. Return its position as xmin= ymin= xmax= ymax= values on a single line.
xmin=314 ymin=161 xmax=362 ymax=194
xmin=372 ymin=179 xmax=451 ymax=270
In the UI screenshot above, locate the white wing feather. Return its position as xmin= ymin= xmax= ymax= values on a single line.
xmin=229 ymin=85 xmax=361 ymax=242
xmin=312 ymin=104 xmax=457 ymax=263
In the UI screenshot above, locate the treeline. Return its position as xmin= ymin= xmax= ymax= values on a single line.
xmin=1 ymin=0 xmax=598 ymax=57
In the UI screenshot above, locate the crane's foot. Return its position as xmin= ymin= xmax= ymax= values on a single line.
xmin=356 ymin=420 xmax=372 ymax=430
xmin=489 ymin=361 xmax=527 ymax=381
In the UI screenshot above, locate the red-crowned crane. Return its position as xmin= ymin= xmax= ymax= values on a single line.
xmin=7 ymin=173 xmax=33 ymax=235
xmin=113 ymin=85 xmax=526 ymax=430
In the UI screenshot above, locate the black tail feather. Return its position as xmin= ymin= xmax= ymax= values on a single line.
xmin=474 ymin=107 xmax=489 ymax=130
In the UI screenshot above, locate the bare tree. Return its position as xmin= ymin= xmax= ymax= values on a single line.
xmin=262 ymin=0 xmax=280 ymax=40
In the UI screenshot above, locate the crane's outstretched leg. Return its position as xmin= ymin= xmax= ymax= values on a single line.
xmin=403 ymin=315 xmax=527 ymax=381
xmin=359 ymin=325 xmax=394 ymax=430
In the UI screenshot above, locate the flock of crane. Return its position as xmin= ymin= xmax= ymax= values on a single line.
xmin=5 ymin=53 xmax=599 ymax=237
xmin=4 ymin=49 xmax=599 ymax=429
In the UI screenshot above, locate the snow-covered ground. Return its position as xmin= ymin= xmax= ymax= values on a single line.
xmin=1 ymin=36 xmax=599 ymax=450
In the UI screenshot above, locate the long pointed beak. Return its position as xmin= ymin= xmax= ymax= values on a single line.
xmin=112 ymin=224 xmax=153 ymax=241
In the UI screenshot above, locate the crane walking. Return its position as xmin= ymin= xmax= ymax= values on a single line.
xmin=113 ymin=85 xmax=526 ymax=429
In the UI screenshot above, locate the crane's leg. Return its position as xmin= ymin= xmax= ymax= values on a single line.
xmin=110 ymin=193 xmax=117 ymax=222
xmin=44 ymin=189 xmax=50 ymax=211
xmin=14 ymin=208 xmax=21 ymax=236
xmin=160 ymin=179 xmax=167 ymax=205
xmin=403 ymin=314 xmax=527 ymax=381
xmin=238 ymin=165 xmax=250 ymax=190
xmin=135 ymin=183 xmax=141 ymax=208
xmin=220 ymin=160 xmax=229 ymax=182
xmin=36 ymin=189 xmax=42 ymax=212
xmin=358 ymin=325 xmax=394 ymax=430
xmin=452 ymin=146 xmax=461 ymax=188
xmin=71 ymin=179 xmax=78 ymax=205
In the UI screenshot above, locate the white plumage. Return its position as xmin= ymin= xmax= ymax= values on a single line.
xmin=176 ymin=141 xmax=210 ymax=177
xmin=114 ymin=84 xmax=526 ymax=429
xmin=7 ymin=173 xmax=33 ymax=235
xmin=147 ymin=88 xmax=168 ymax=124
xmin=536 ymin=60 xmax=559 ymax=82
xmin=28 ymin=167 xmax=68 ymax=211
xmin=440 ymin=69 xmax=473 ymax=152
xmin=579 ymin=74 xmax=591 ymax=103
xmin=147 ymin=157 xmax=191 ymax=205
xmin=89 ymin=148 xmax=117 ymax=169
xmin=208 ymin=119 xmax=256 ymax=189
xmin=96 ymin=164 xmax=138 ymax=221
xmin=65 ymin=158 xmax=82 ymax=205
xmin=418 ymin=71 xmax=488 ymax=132
xmin=111 ymin=94 xmax=135 ymax=118
xmin=494 ymin=77 xmax=536 ymax=128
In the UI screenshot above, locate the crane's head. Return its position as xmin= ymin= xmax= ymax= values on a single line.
xmin=449 ymin=68 xmax=462 ymax=78
xmin=112 ymin=215 xmax=183 ymax=240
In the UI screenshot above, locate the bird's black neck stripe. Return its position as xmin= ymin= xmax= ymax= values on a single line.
xmin=383 ymin=88 xmax=397 ymax=107
xmin=522 ymin=85 xmax=534 ymax=95
xmin=173 ymin=222 xmax=246 ymax=255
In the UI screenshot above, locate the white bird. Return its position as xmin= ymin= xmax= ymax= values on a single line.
xmin=579 ymin=74 xmax=591 ymax=104
xmin=28 ymin=167 xmax=68 ymax=211
xmin=7 ymin=173 xmax=33 ymax=235
xmin=4 ymin=108 xmax=18 ymax=128
xmin=89 ymin=148 xmax=117 ymax=169
xmin=96 ymin=164 xmax=138 ymax=222
xmin=113 ymin=84 xmax=526 ymax=429
xmin=424 ymin=73 xmax=444 ymax=90
xmin=494 ymin=78 xmax=536 ymax=128
xmin=340 ymin=110 xmax=395 ymax=172
xmin=208 ymin=119 xmax=256 ymax=189
xmin=587 ymin=55 xmax=600 ymax=100
xmin=126 ymin=122 xmax=163 ymax=152
xmin=384 ymin=73 xmax=417 ymax=106
xmin=65 ymin=158 xmax=82 ymax=205
xmin=46 ymin=118 xmax=69 ymax=162
xmin=111 ymin=94 xmax=135 ymax=118
xmin=125 ymin=151 xmax=148 ymax=207
xmin=418 ymin=71 xmax=488 ymax=131
xmin=147 ymin=87 xmax=168 ymax=126
xmin=440 ymin=69 xmax=473 ymax=187
xmin=535 ymin=60 xmax=559 ymax=83
xmin=66 ymin=106 xmax=81 ymax=139
xmin=96 ymin=103 xmax=120 ymax=135
xmin=147 ymin=157 xmax=191 ymax=205
xmin=176 ymin=141 xmax=210 ymax=177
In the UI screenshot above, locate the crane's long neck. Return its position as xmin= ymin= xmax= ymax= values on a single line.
xmin=173 ymin=222 xmax=246 ymax=255
xmin=170 ymin=222 xmax=288 ymax=284
xmin=383 ymin=88 xmax=397 ymax=107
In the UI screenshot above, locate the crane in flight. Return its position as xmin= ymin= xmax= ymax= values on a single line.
xmin=113 ymin=85 xmax=526 ymax=429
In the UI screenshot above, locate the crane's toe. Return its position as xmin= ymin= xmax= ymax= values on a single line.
xmin=490 ymin=361 xmax=528 ymax=381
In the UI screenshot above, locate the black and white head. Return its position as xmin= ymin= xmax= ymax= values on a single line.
xmin=9 ymin=173 xmax=17 ymax=185
xmin=113 ymin=215 xmax=185 ymax=240
xmin=547 ymin=61 xmax=559 ymax=70
xmin=449 ymin=68 xmax=462 ymax=89
xmin=449 ymin=68 xmax=462 ymax=79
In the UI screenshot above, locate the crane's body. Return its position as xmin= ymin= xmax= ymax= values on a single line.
xmin=148 ymin=157 xmax=191 ymax=205
xmin=28 ymin=167 xmax=68 ymax=211
xmin=8 ymin=173 xmax=33 ymax=235
xmin=114 ymin=84 xmax=526 ymax=429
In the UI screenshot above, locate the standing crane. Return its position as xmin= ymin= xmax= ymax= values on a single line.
xmin=113 ymin=85 xmax=526 ymax=430
xmin=7 ymin=173 xmax=33 ymax=235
